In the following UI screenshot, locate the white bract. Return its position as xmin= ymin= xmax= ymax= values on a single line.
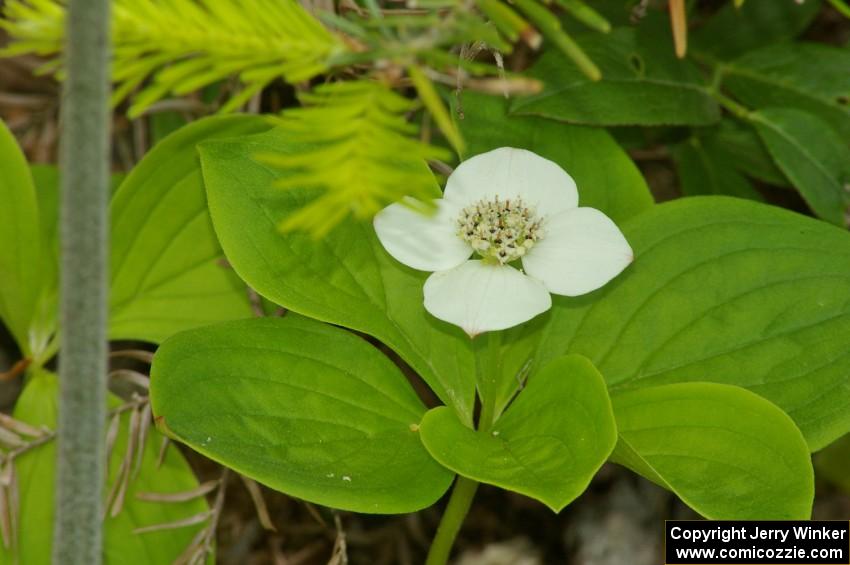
xmin=374 ymin=147 xmax=633 ymax=337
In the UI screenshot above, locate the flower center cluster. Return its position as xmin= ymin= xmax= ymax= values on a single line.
xmin=457 ymin=197 xmax=544 ymax=264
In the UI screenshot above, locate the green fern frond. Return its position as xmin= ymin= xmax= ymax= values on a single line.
xmin=1 ymin=0 xmax=347 ymax=116
xmin=262 ymin=80 xmax=450 ymax=237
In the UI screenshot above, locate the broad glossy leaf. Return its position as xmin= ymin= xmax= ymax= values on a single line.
xmin=0 ymin=120 xmax=41 ymax=352
xmin=671 ymin=138 xmax=763 ymax=201
xmin=420 ymin=355 xmax=616 ymax=511
xmin=108 ymin=115 xmax=268 ymax=343
xmin=753 ymin=108 xmax=850 ymax=226
xmin=501 ymin=197 xmax=850 ymax=451
xmin=457 ymin=91 xmax=653 ymax=223
xmin=3 ymin=369 xmax=208 ymax=565
xmin=200 ymin=129 xmax=477 ymax=424
xmin=150 ymin=316 xmax=454 ymax=513
xmin=511 ymin=29 xmax=719 ymax=126
xmin=724 ymin=42 xmax=850 ymax=140
xmin=691 ymin=0 xmax=821 ymax=60
xmin=612 ymin=382 xmax=813 ymax=519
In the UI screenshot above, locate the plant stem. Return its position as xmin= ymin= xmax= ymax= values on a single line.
xmin=425 ymin=331 xmax=502 ymax=565
xmin=713 ymin=92 xmax=751 ymax=121
xmin=53 ymin=0 xmax=111 ymax=563
xmin=424 ymin=477 xmax=480 ymax=565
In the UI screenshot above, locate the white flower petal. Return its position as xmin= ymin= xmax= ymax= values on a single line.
xmin=423 ymin=260 xmax=552 ymax=337
xmin=522 ymin=207 xmax=633 ymax=296
xmin=374 ymin=198 xmax=471 ymax=272
xmin=443 ymin=147 xmax=578 ymax=215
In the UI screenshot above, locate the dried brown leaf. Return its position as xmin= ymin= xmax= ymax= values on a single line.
xmin=109 ymin=350 xmax=155 ymax=364
xmin=105 ymin=412 xmax=121 ymax=462
xmin=133 ymin=510 xmax=211 ymax=534
xmin=0 ymin=428 xmax=24 ymax=449
xmin=109 ymin=406 xmax=141 ymax=517
xmin=0 ymin=414 xmax=43 ymax=438
xmin=109 ymin=369 xmax=150 ymax=390
xmin=8 ymin=467 xmax=18 ymax=558
xmin=172 ymin=528 xmax=208 ymax=565
xmin=156 ymin=436 xmax=170 ymax=469
xmin=0 ymin=479 xmax=10 ymax=549
xmin=240 ymin=475 xmax=276 ymax=532
xmin=132 ymin=402 xmax=152 ymax=479
xmin=136 ymin=480 xmax=220 ymax=503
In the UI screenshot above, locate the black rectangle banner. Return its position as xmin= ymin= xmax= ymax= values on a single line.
xmin=665 ymin=521 xmax=850 ymax=564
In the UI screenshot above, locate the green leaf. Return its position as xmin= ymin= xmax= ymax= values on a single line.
xmin=752 ymin=108 xmax=850 ymax=226
xmin=723 ymin=42 xmax=850 ymax=140
xmin=150 ymin=111 xmax=191 ymax=147
xmin=199 ymin=128 xmax=477 ymax=425
xmin=29 ymin=164 xmax=124 ymax=282
xmin=4 ymin=369 xmax=208 ymax=565
xmin=671 ymin=138 xmax=764 ymax=201
xmin=691 ymin=0 xmax=821 ymax=60
xmin=501 ymin=196 xmax=850 ymax=451
xmin=108 ymin=115 xmax=269 ymax=344
xmin=457 ymin=91 xmax=654 ymax=224
xmin=0 ymin=120 xmax=42 ymax=353
xmin=27 ymin=164 xmax=61 ymax=355
xmin=419 ymin=355 xmax=616 ymax=511
xmin=510 ymin=28 xmax=719 ymax=126
xmin=150 ymin=316 xmax=454 ymax=514
xmin=26 ymin=166 xmax=128 ymax=355
xmin=700 ymin=119 xmax=789 ymax=188
xmin=612 ymin=382 xmax=813 ymax=519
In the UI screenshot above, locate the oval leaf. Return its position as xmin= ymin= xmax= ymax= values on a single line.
xmin=511 ymin=28 xmax=719 ymax=126
xmin=752 ymin=108 xmax=850 ymax=226
xmin=502 ymin=196 xmax=850 ymax=451
xmin=612 ymin=382 xmax=813 ymax=520
xmin=150 ymin=316 xmax=454 ymax=514
xmin=0 ymin=120 xmax=42 ymax=352
xmin=420 ymin=355 xmax=616 ymax=511
xmin=724 ymin=42 xmax=850 ymax=139
xmin=199 ymin=128 xmax=477 ymax=425
xmin=108 ymin=115 xmax=270 ymax=343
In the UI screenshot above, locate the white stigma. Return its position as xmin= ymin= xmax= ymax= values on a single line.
xmin=457 ymin=197 xmax=544 ymax=264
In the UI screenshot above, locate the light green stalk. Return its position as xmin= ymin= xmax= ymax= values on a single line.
xmin=53 ymin=0 xmax=111 ymax=563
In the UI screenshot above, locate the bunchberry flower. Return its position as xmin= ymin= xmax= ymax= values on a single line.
xmin=374 ymin=147 xmax=633 ymax=336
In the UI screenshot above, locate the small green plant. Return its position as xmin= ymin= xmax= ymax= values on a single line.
xmin=2 ymin=0 xmax=850 ymax=562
